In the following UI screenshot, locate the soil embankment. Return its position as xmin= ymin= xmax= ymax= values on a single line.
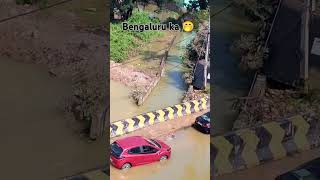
xmin=110 ymin=31 xmax=177 ymax=95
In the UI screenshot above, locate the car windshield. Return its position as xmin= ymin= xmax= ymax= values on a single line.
xmin=201 ymin=115 xmax=210 ymax=122
xmin=147 ymin=139 xmax=161 ymax=148
xmin=111 ymin=142 xmax=123 ymax=158
xmin=293 ymin=169 xmax=320 ymax=180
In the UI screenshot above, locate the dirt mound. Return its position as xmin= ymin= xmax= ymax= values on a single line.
xmin=110 ymin=61 xmax=155 ymax=91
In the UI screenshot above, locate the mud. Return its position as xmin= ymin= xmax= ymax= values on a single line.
xmin=0 ymin=1 xmax=107 ymax=179
xmin=0 ymin=58 xmax=106 ymax=179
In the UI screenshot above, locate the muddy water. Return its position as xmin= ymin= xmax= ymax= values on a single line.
xmin=212 ymin=0 xmax=257 ymax=135
xmin=0 ymin=58 xmax=106 ymax=179
xmin=110 ymin=128 xmax=210 ymax=180
xmin=110 ymin=32 xmax=194 ymax=121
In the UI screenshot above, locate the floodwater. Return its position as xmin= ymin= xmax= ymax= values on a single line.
xmin=110 ymin=128 xmax=210 ymax=180
xmin=212 ymin=0 xmax=257 ymax=135
xmin=110 ymin=32 xmax=195 ymax=122
xmin=0 ymin=58 xmax=106 ymax=179
xmin=110 ymin=24 xmax=209 ymax=180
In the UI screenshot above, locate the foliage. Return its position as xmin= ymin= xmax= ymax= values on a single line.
xmin=232 ymin=34 xmax=266 ymax=71
xmin=155 ymin=0 xmax=168 ymax=9
xmin=110 ymin=9 xmax=163 ymax=62
xmin=232 ymin=34 xmax=256 ymax=54
xmin=193 ymin=9 xmax=209 ymax=30
xmin=185 ymin=23 xmax=209 ymax=63
xmin=110 ymin=24 xmax=138 ymax=62
xmin=112 ymin=0 xmax=134 ymax=20
xmin=231 ymin=0 xmax=278 ymax=72
xmin=233 ymin=0 xmax=274 ymax=22
xmin=184 ymin=0 xmax=208 ymax=11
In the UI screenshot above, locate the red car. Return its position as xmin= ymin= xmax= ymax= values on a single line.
xmin=110 ymin=136 xmax=171 ymax=170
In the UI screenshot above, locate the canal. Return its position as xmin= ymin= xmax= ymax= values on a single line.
xmin=110 ymin=31 xmax=195 ymax=122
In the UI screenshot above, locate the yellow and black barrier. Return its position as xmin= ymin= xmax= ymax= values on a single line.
xmin=110 ymin=98 xmax=210 ymax=138
xmin=212 ymin=115 xmax=320 ymax=176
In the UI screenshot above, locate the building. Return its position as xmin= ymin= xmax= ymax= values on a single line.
xmin=264 ymin=0 xmax=320 ymax=87
xmin=192 ymin=59 xmax=210 ymax=90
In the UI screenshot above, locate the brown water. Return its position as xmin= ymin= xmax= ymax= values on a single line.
xmin=110 ymin=32 xmax=195 ymax=122
xmin=0 ymin=58 xmax=106 ymax=179
xmin=212 ymin=0 xmax=257 ymax=135
xmin=110 ymin=128 xmax=210 ymax=180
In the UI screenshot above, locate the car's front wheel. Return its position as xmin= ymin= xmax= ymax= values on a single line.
xmin=160 ymin=155 xmax=168 ymax=161
xmin=121 ymin=163 xmax=132 ymax=170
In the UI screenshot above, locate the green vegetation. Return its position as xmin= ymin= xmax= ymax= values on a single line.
xmin=231 ymin=0 xmax=277 ymax=71
xmin=179 ymin=8 xmax=209 ymax=31
xmin=184 ymin=0 xmax=208 ymax=11
xmin=111 ymin=9 xmax=163 ymax=62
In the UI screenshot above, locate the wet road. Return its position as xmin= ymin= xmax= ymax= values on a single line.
xmin=110 ymin=128 xmax=210 ymax=180
xmin=212 ymin=0 xmax=257 ymax=135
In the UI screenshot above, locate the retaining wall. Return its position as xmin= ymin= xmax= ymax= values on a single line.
xmin=110 ymin=97 xmax=210 ymax=138
xmin=212 ymin=115 xmax=320 ymax=176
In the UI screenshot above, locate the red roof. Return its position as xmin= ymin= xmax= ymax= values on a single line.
xmin=115 ymin=136 xmax=149 ymax=150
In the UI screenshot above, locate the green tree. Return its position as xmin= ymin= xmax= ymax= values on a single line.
xmin=184 ymin=0 xmax=208 ymax=12
xmin=112 ymin=0 xmax=135 ymax=20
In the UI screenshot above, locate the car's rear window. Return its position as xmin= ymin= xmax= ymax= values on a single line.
xmin=111 ymin=142 xmax=123 ymax=158
xmin=147 ymin=139 xmax=161 ymax=148
xmin=202 ymin=115 xmax=210 ymax=122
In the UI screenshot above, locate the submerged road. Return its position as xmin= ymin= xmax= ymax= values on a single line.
xmin=110 ymin=111 xmax=210 ymax=180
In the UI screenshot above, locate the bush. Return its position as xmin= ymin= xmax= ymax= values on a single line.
xmin=110 ymin=24 xmax=138 ymax=62
xmin=110 ymin=9 xmax=164 ymax=62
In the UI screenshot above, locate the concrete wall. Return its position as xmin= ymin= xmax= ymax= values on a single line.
xmin=111 ymin=97 xmax=210 ymax=138
xmin=213 ymin=115 xmax=320 ymax=176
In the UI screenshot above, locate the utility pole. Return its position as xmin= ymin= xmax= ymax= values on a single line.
xmin=204 ymin=17 xmax=210 ymax=88
xmin=300 ymin=0 xmax=311 ymax=90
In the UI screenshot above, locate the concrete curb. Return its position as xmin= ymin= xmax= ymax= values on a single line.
xmin=110 ymin=98 xmax=210 ymax=138
xmin=212 ymin=115 xmax=320 ymax=176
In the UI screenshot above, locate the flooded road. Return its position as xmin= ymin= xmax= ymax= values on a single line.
xmin=110 ymin=32 xmax=194 ymax=121
xmin=110 ymin=128 xmax=210 ymax=180
xmin=212 ymin=0 xmax=257 ymax=135
xmin=0 ymin=58 xmax=106 ymax=179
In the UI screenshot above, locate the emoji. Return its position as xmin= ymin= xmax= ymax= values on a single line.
xmin=183 ymin=21 xmax=194 ymax=32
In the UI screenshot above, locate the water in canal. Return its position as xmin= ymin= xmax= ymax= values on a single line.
xmin=110 ymin=32 xmax=195 ymax=122
xmin=0 ymin=58 xmax=106 ymax=179
xmin=212 ymin=0 xmax=257 ymax=135
xmin=110 ymin=128 xmax=210 ymax=180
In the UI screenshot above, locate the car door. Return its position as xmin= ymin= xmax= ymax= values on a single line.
xmin=141 ymin=145 xmax=159 ymax=164
xmin=127 ymin=146 xmax=145 ymax=166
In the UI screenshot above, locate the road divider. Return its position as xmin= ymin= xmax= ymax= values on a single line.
xmin=212 ymin=115 xmax=320 ymax=176
xmin=110 ymin=98 xmax=210 ymax=138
